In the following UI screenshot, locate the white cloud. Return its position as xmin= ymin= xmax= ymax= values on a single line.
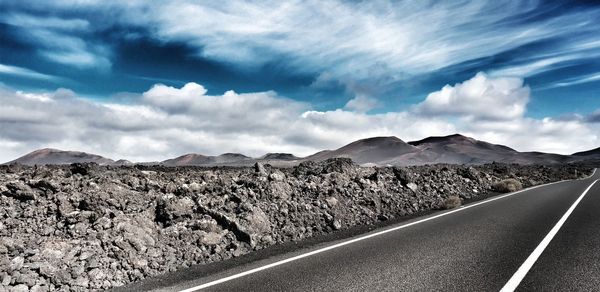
xmin=414 ymin=72 xmax=530 ymax=121
xmin=552 ymin=72 xmax=600 ymax=88
xmin=488 ymin=56 xmax=577 ymax=78
xmin=344 ymin=94 xmax=379 ymax=112
xmin=7 ymin=0 xmax=600 ymax=82
xmin=1 ymin=13 xmax=111 ymax=69
xmin=0 ymin=74 xmax=598 ymax=163
xmin=141 ymin=0 xmax=600 ymax=80
xmin=459 ymin=117 xmax=598 ymax=155
xmin=0 ymin=64 xmax=60 ymax=81
xmin=3 ymin=13 xmax=90 ymax=31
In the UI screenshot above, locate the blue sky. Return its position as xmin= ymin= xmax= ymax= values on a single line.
xmin=0 ymin=0 xmax=599 ymax=161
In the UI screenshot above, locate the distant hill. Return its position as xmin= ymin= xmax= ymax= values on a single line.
xmin=572 ymin=147 xmax=600 ymax=157
xmin=407 ymin=134 xmax=570 ymax=165
xmin=6 ymin=148 xmax=114 ymax=166
xmin=162 ymin=153 xmax=253 ymax=166
xmin=6 ymin=135 xmax=599 ymax=167
xmin=407 ymin=134 xmax=519 ymax=165
xmin=260 ymin=153 xmax=300 ymax=161
xmin=303 ymin=134 xmax=575 ymax=166
xmin=304 ymin=136 xmax=420 ymax=165
xmin=113 ymin=159 xmax=134 ymax=166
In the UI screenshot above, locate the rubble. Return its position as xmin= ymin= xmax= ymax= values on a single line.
xmin=0 ymin=160 xmax=591 ymax=290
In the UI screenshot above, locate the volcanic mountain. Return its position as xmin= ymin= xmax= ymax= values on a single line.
xmin=162 ymin=153 xmax=254 ymax=166
xmin=572 ymin=147 xmax=600 ymax=158
xmin=260 ymin=153 xmax=300 ymax=161
xmin=304 ymin=136 xmax=421 ymax=165
xmin=6 ymin=134 xmax=597 ymax=166
xmin=6 ymin=148 xmax=115 ymax=166
xmin=407 ymin=134 xmax=520 ymax=164
xmin=407 ymin=134 xmax=571 ymax=165
xmin=302 ymin=134 xmax=574 ymax=166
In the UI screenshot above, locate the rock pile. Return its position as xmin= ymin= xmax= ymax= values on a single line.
xmin=0 ymin=160 xmax=591 ymax=291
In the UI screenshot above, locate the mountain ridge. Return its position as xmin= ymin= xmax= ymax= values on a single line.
xmin=5 ymin=134 xmax=599 ymax=166
xmin=6 ymin=148 xmax=115 ymax=166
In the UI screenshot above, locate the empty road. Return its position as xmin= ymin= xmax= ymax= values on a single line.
xmin=119 ymin=169 xmax=600 ymax=292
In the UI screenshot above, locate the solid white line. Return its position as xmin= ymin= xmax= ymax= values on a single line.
xmin=178 ymin=177 xmax=579 ymax=292
xmin=499 ymin=179 xmax=599 ymax=292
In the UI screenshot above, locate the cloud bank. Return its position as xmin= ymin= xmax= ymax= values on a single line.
xmin=415 ymin=72 xmax=530 ymax=121
xmin=0 ymin=73 xmax=598 ymax=163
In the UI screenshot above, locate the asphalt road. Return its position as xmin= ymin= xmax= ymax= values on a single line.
xmin=122 ymin=170 xmax=600 ymax=292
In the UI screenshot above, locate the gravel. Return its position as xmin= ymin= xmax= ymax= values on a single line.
xmin=0 ymin=159 xmax=591 ymax=291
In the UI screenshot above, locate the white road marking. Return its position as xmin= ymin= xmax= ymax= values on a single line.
xmin=500 ymin=178 xmax=599 ymax=292
xmin=178 ymin=172 xmax=598 ymax=292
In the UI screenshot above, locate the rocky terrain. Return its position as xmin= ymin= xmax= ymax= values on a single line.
xmin=0 ymin=159 xmax=592 ymax=291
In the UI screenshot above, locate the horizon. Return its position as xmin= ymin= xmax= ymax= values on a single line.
xmin=1 ymin=1 xmax=600 ymax=162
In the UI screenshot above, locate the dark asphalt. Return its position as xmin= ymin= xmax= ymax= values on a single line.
xmin=123 ymin=170 xmax=600 ymax=292
xmin=518 ymin=178 xmax=600 ymax=291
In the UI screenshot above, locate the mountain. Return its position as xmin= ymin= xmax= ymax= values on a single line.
xmin=113 ymin=159 xmax=134 ymax=166
xmin=162 ymin=153 xmax=253 ymax=166
xmin=570 ymin=147 xmax=600 ymax=165
xmin=162 ymin=154 xmax=211 ymax=166
xmin=407 ymin=134 xmax=571 ymax=165
xmin=260 ymin=153 xmax=300 ymax=161
xmin=572 ymin=147 xmax=600 ymax=157
xmin=6 ymin=135 xmax=598 ymax=167
xmin=6 ymin=148 xmax=115 ymax=166
xmin=407 ymin=134 xmax=519 ymax=164
xmin=304 ymin=136 xmax=421 ymax=165
xmin=301 ymin=134 xmax=535 ymax=166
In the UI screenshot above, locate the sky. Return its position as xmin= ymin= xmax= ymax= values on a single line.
xmin=0 ymin=0 xmax=599 ymax=162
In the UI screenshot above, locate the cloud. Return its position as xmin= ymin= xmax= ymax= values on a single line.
xmin=3 ymin=13 xmax=90 ymax=31
xmin=414 ymin=72 xmax=530 ymax=121
xmin=0 ymin=63 xmax=60 ymax=81
xmin=458 ymin=116 xmax=598 ymax=155
xmin=1 ymin=12 xmax=111 ymax=69
xmin=141 ymin=1 xmax=600 ymax=80
xmin=4 ymin=1 xmax=600 ymax=85
xmin=552 ymin=72 xmax=600 ymax=88
xmin=344 ymin=94 xmax=380 ymax=113
xmin=586 ymin=109 xmax=600 ymax=123
xmin=488 ymin=56 xmax=577 ymax=78
xmin=0 ymin=73 xmax=598 ymax=163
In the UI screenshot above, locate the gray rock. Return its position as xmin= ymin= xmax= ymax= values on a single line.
xmin=2 ymin=274 xmax=11 ymax=286
xmin=325 ymin=197 xmax=338 ymax=208
xmin=332 ymin=219 xmax=342 ymax=230
xmin=4 ymin=182 xmax=36 ymax=201
xmin=199 ymin=231 xmax=224 ymax=246
xmin=9 ymin=257 xmax=24 ymax=272
xmin=406 ymin=182 xmax=418 ymax=192
xmin=393 ymin=167 xmax=413 ymax=185
xmin=155 ymin=196 xmax=195 ymax=225
xmin=14 ymin=271 xmax=37 ymax=287
xmin=9 ymin=284 xmax=28 ymax=292
xmin=30 ymin=285 xmax=48 ymax=292
xmin=254 ymin=162 xmax=267 ymax=176
xmin=269 ymin=170 xmax=285 ymax=182
xmin=88 ymin=268 xmax=105 ymax=281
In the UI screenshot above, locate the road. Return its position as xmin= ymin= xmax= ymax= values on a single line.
xmin=119 ymin=169 xmax=600 ymax=292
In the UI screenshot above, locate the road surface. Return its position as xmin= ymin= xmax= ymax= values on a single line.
xmin=118 ymin=169 xmax=600 ymax=292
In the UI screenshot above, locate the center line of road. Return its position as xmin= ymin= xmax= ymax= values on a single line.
xmin=500 ymin=178 xmax=599 ymax=292
xmin=177 ymin=173 xmax=596 ymax=292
